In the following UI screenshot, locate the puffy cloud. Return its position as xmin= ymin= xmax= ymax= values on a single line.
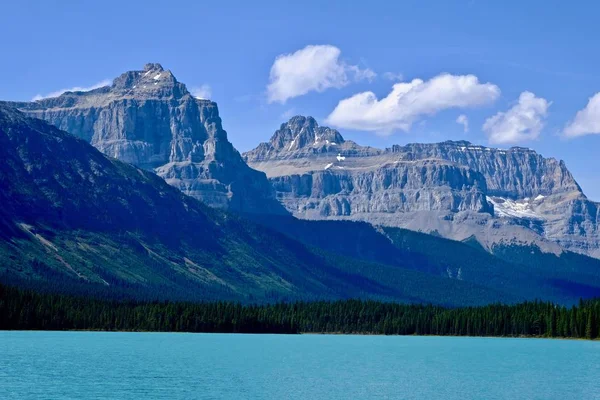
xmin=267 ymin=44 xmax=375 ymax=103
xmin=191 ymin=84 xmax=212 ymax=100
xmin=563 ymin=93 xmax=600 ymax=137
xmin=325 ymin=73 xmax=500 ymax=134
xmin=32 ymin=79 xmax=112 ymax=101
xmin=483 ymin=91 xmax=550 ymax=144
xmin=456 ymin=114 xmax=469 ymax=133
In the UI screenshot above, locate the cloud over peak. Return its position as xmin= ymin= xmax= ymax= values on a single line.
xmin=266 ymin=44 xmax=375 ymax=104
xmin=483 ymin=91 xmax=550 ymax=144
xmin=325 ymin=73 xmax=500 ymax=134
xmin=32 ymin=79 xmax=112 ymax=101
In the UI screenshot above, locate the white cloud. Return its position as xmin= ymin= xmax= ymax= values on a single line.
xmin=483 ymin=91 xmax=550 ymax=144
xmin=267 ymin=44 xmax=376 ymax=104
xmin=347 ymin=65 xmax=377 ymax=82
xmin=383 ymin=72 xmax=404 ymax=81
xmin=191 ymin=84 xmax=212 ymax=100
xmin=32 ymin=79 xmax=112 ymax=101
xmin=563 ymin=93 xmax=600 ymax=137
xmin=325 ymin=73 xmax=500 ymax=134
xmin=456 ymin=114 xmax=469 ymax=133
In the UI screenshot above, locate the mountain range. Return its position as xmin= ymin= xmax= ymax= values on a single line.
xmin=0 ymin=104 xmax=518 ymax=305
xmin=2 ymin=63 xmax=600 ymax=305
xmin=244 ymin=116 xmax=600 ymax=258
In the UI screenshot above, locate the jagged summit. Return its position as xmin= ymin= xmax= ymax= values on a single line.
xmin=270 ymin=115 xmax=345 ymax=151
xmin=8 ymin=64 xmax=286 ymax=215
xmin=143 ymin=62 xmax=164 ymax=71
xmin=14 ymin=64 xmax=190 ymax=110
xmin=109 ymin=63 xmax=185 ymax=98
xmin=243 ymin=115 xmax=350 ymax=165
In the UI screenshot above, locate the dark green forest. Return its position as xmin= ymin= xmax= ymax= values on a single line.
xmin=1 ymin=284 xmax=598 ymax=339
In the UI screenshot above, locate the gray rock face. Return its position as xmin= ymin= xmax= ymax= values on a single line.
xmin=269 ymin=160 xmax=490 ymax=216
xmin=270 ymin=115 xmax=345 ymax=152
xmin=245 ymin=117 xmax=491 ymax=217
xmin=244 ymin=116 xmax=600 ymax=258
xmin=9 ymin=63 xmax=285 ymax=215
xmin=391 ymin=141 xmax=581 ymax=198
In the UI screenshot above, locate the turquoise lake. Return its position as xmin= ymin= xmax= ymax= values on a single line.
xmin=1 ymin=332 xmax=598 ymax=399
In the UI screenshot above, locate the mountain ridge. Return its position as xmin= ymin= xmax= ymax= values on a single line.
xmin=244 ymin=116 xmax=600 ymax=258
xmin=5 ymin=63 xmax=286 ymax=215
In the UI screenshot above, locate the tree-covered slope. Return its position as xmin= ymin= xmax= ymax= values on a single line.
xmin=384 ymin=227 xmax=600 ymax=303
xmin=248 ymin=214 xmax=600 ymax=304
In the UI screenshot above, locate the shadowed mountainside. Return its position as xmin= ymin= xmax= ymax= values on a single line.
xmin=0 ymin=105 xmax=517 ymax=306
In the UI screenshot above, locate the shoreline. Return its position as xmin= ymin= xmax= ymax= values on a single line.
xmin=0 ymin=329 xmax=596 ymax=341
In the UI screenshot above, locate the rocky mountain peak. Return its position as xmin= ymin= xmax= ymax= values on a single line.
xmin=286 ymin=115 xmax=316 ymax=125
xmin=7 ymin=64 xmax=286 ymax=215
xmin=143 ymin=62 xmax=164 ymax=72
xmin=270 ymin=115 xmax=345 ymax=151
xmin=109 ymin=64 xmax=185 ymax=98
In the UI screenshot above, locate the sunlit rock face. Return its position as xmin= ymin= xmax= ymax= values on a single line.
xmin=244 ymin=116 xmax=600 ymax=258
xmin=9 ymin=63 xmax=286 ymax=215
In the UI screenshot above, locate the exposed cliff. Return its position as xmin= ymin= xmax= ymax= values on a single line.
xmin=244 ymin=116 xmax=600 ymax=258
xmin=9 ymin=63 xmax=285 ymax=215
xmin=391 ymin=141 xmax=582 ymax=199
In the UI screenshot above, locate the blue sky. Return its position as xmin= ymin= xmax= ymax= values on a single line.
xmin=3 ymin=0 xmax=600 ymax=199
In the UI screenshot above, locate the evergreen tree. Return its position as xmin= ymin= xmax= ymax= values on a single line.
xmin=585 ymin=312 xmax=594 ymax=340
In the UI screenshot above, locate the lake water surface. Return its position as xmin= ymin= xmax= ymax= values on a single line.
xmin=1 ymin=332 xmax=598 ymax=399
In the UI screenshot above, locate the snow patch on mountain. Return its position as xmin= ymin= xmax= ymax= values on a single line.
xmin=487 ymin=196 xmax=542 ymax=219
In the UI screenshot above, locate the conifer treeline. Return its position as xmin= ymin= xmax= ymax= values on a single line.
xmin=1 ymin=284 xmax=598 ymax=339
